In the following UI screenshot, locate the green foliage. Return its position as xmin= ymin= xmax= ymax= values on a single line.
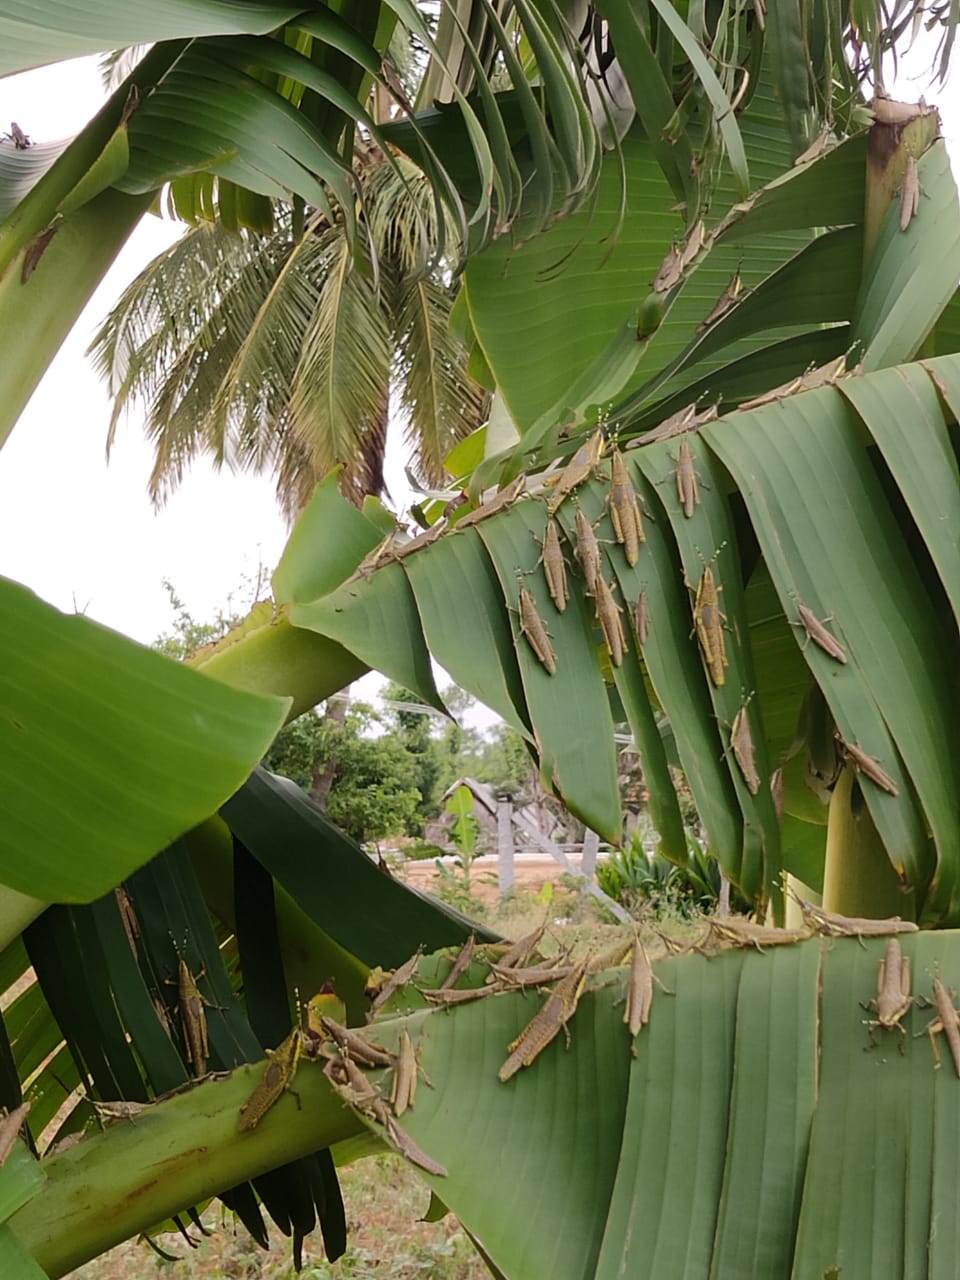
xmin=597 ymin=834 xmax=749 ymax=918
xmin=429 ymin=859 xmax=489 ymax=918
xmin=151 ymin=579 xmax=567 ymax=851
xmin=445 ymin=785 xmax=479 ymax=859
xmin=11 ymin=4 xmax=960 ymax=1277
xmin=400 ymin=840 xmax=448 ymax=862
xmin=380 ymin=683 xmax=448 ymax=831
xmin=152 ymin=573 xmax=266 ymax=660
xmin=472 ymin=724 xmax=537 ymax=802
xmin=263 ymin=703 xmax=422 ymax=845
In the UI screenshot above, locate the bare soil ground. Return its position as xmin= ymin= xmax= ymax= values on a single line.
xmin=397 ymin=853 xmax=594 ymax=910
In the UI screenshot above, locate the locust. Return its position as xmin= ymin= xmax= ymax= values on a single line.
xmin=173 ymin=958 xmax=216 ymax=1077
xmin=90 ymin=1099 xmax=152 ymax=1126
xmin=588 ymin=937 xmax=634 ymax=973
xmin=422 ymin=984 xmax=502 ymax=1006
xmin=793 ymin=127 xmax=832 ymax=166
xmin=439 ymin=934 xmax=476 ymax=991
xmin=634 ymin=403 xmax=695 ymax=445
xmin=115 ymin=885 xmax=140 ymax=955
xmin=692 ymin=566 xmax=728 ymax=686
xmin=838 ymin=737 xmax=899 ymax=797
xmin=574 ymin=506 xmax=604 ymax=595
xmin=594 ymin=575 xmax=627 ymax=667
xmin=900 ymin=155 xmax=921 ymax=231
xmin=489 ymin=960 xmax=577 ymax=989
xmin=325 ymin=1051 xmax=382 ymax=1112
xmin=608 ymin=447 xmax=645 ymax=565
xmin=740 ymin=356 xmax=847 ymax=409
xmin=303 ymin=982 xmax=347 ymax=1045
xmin=792 ymin=601 xmax=847 ymax=663
xmin=623 ymin=939 xmax=671 ymax=1037
xmin=359 ymin=516 xmax=447 ymax=569
xmin=918 ymin=978 xmax=960 ymax=1076
xmin=634 ymin=592 xmax=650 ymax=645
xmin=796 ymin=354 xmax=848 ymax=391
xmin=698 ymin=272 xmax=742 ymax=331
xmin=389 ymin=1030 xmax=418 ymax=1116
xmin=770 ymin=767 xmax=784 ymax=820
xmin=238 ymin=1028 xmax=303 ymax=1132
xmin=729 ymin=704 xmax=761 ymax=795
xmin=535 ymin=519 xmax=569 ymax=611
xmin=367 ymin=949 xmax=423 ymax=1020
xmin=387 ymin=1114 xmax=448 ymax=1176
xmin=546 ymin=430 xmax=605 ymax=514
xmin=678 ymin=219 xmax=706 ymax=270
xmin=349 ymin=532 xmax=401 ymax=581
xmin=498 ymin=960 xmax=589 ymax=1082
xmin=703 ymin=917 xmax=810 ymax=952
xmin=5 ymin=121 xmax=30 ymax=149
xmin=863 ymin=938 xmax=912 ymax=1049
xmin=0 ymin=1102 xmax=30 ymax=1167
xmin=793 ymin=895 xmax=918 ymax=940
xmin=393 ymin=519 xmax=448 ymax=559
xmin=631 ymin=401 xmax=719 ymax=447
xmin=653 ymin=243 xmax=683 ymax=292
xmin=517 ymin=585 xmax=558 ymax=675
xmin=315 ymin=1017 xmax=394 ymax=1068
xmin=457 ymin=474 xmax=526 ymax=528
xmin=46 ymin=1132 xmax=86 ymax=1158
xmin=486 ymin=923 xmax=548 ymax=979
xmin=675 ymin=439 xmax=701 ymax=518
xmin=326 ymin=1053 xmax=447 ymax=1175
xmin=653 ymin=928 xmax=695 ymax=957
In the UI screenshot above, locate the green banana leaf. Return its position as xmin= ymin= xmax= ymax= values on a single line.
xmin=332 ymin=932 xmax=960 ymax=1280
xmin=270 ymin=341 xmax=960 ymax=916
xmin=0 ymin=577 xmax=289 ymax=907
xmin=12 ymin=933 xmax=960 ymax=1280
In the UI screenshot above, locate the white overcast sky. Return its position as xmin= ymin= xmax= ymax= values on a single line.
xmin=0 ymin=43 xmax=957 ymax=657
xmin=0 ymin=57 xmax=417 ymax=654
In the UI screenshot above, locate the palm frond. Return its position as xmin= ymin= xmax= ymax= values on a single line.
xmin=393 ymin=271 xmax=488 ymax=487
xmin=354 ymin=391 xmax=390 ymax=504
xmin=98 ymin=45 xmax=149 ymax=89
xmin=287 ymin=233 xmax=394 ymax=494
xmin=90 ymin=220 xmax=294 ymax=504
xmin=364 ymin=151 xmax=460 ymax=281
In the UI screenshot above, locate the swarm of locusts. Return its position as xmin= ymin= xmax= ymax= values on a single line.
xmin=509 ymin=428 xmax=666 ymax=676
xmin=233 ymin=961 xmax=448 ymax=1177
xmin=236 ymin=906 xmax=937 ymax=1115
xmin=534 ymin=422 xmax=751 ymax=699
xmin=230 ymin=901 xmax=960 ymax=1150
xmin=85 ymin=908 xmax=960 ymax=1194
xmin=487 ymin=421 xmax=801 ymax=718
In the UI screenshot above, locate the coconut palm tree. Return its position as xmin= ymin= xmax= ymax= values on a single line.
xmin=91 ymin=145 xmax=488 ymax=518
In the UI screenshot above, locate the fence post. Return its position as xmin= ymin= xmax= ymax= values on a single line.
xmin=580 ymin=828 xmax=600 ymax=883
xmin=496 ymin=791 xmax=515 ymax=895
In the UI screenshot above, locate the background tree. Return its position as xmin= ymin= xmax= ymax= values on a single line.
xmin=262 ymin=699 xmax=422 ymax=843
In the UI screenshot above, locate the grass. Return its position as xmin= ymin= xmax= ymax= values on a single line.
xmin=71 ymin=1157 xmax=490 ymax=1280
xmin=68 ymin=884 xmax=648 ymax=1279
